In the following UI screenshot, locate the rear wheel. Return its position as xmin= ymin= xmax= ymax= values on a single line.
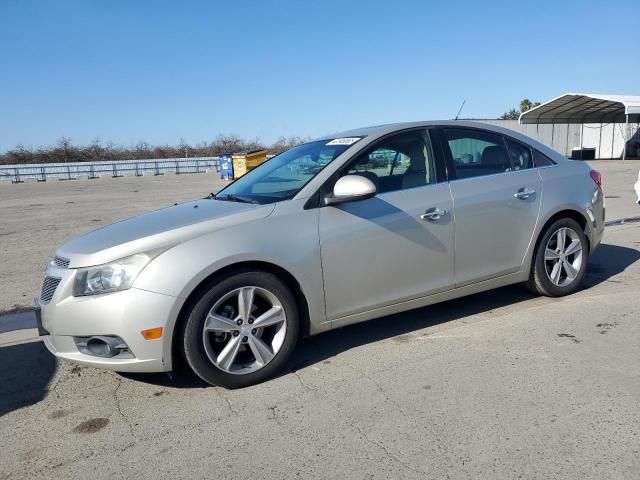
xmin=183 ymin=270 xmax=299 ymax=388
xmin=526 ymin=218 xmax=588 ymax=297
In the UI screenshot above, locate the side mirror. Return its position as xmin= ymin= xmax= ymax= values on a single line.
xmin=324 ymin=175 xmax=377 ymax=206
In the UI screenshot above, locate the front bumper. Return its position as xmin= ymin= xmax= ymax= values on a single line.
xmin=39 ymin=283 xmax=179 ymax=373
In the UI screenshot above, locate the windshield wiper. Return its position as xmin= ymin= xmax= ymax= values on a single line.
xmin=217 ymin=194 xmax=258 ymax=204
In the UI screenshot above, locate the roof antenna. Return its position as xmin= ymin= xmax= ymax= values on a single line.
xmin=454 ymin=100 xmax=466 ymax=120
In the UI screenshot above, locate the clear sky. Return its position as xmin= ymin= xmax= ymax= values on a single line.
xmin=1 ymin=0 xmax=637 ymax=151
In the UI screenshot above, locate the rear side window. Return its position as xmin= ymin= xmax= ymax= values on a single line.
xmin=442 ymin=128 xmax=511 ymax=179
xmin=533 ymin=150 xmax=556 ymax=167
xmin=505 ymin=138 xmax=533 ymax=170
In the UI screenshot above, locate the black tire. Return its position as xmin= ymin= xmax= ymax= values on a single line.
xmin=183 ymin=270 xmax=299 ymax=388
xmin=526 ymin=218 xmax=588 ymax=297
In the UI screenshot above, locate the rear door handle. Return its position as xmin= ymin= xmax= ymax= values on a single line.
xmin=514 ymin=188 xmax=536 ymax=200
xmin=420 ymin=208 xmax=449 ymax=221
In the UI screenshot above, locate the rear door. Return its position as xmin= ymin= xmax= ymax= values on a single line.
xmin=438 ymin=128 xmax=542 ymax=286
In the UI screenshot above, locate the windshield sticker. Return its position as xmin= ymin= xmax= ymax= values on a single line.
xmin=326 ymin=137 xmax=361 ymax=146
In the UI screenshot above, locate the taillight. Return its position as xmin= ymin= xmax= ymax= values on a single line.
xmin=590 ymin=170 xmax=602 ymax=189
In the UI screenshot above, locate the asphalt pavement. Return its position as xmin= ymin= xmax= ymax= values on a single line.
xmin=1 ymin=161 xmax=639 ymax=479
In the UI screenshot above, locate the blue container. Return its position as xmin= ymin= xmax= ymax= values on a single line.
xmin=219 ymin=155 xmax=233 ymax=180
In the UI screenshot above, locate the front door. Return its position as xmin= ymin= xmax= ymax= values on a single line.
xmin=318 ymin=129 xmax=455 ymax=320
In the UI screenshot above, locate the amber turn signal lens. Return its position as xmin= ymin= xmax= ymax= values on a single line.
xmin=141 ymin=327 xmax=163 ymax=340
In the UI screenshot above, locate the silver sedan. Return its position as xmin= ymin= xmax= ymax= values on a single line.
xmin=37 ymin=121 xmax=605 ymax=388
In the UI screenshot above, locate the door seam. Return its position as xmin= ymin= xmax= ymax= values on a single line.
xmin=449 ymin=181 xmax=458 ymax=287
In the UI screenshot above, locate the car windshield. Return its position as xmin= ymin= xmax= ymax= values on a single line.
xmin=215 ymin=139 xmax=360 ymax=204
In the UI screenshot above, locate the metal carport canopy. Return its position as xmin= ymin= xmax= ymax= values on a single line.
xmin=519 ymin=93 xmax=640 ymax=124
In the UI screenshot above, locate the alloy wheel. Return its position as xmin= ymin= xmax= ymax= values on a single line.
xmin=543 ymin=227 xmax=583 ymax=287
xmin=202 ymin=286 xmax=287 ymax=375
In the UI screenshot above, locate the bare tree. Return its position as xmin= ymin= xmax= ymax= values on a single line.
xmin=57 ymin=136 xmax=73 ymax=163
xmin=0 ymin=133 xmax=307 ymax=165
xmin=4 ymin=144 xmax=33 ymax=164
xmin=134 ymin=140 xmax=151 ymax=160
xmin=105 ymin=141 xmax=116 ymax=161
xmin=90 ymin=137 xmax=103 ymax=161
xmin=269 ymin=136 xmax=307 ymax=154
xmin=178 ymin=137 xmax=189 ymax=159
xmin=211 ymin=134 xmax=245 ymax=155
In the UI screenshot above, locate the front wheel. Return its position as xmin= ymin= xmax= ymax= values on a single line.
xmin=526 ymin=218 xmax=588 ymax=297
xmin=183 ymin=270 xmax=299 ymax=388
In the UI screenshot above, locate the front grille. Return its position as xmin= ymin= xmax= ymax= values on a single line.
xmin=40 ymin=276 xmax=61 ymax=304
xmin=53 ymin=256 xmax=70 ymax=268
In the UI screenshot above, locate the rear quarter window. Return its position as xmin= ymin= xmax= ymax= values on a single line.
xmin=533 ymin=150 xmax=556 ymax=167
xmin=505 ymin=138 xmax=534 ymax=170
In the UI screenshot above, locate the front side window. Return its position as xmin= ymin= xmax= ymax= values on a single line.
xmin=340 ymin=130 xmax=436 ymax=194
xmin=443 ymin=128 xmax=511 ymax=179
xmin=216 ymin=139 xmax=359 ymax=204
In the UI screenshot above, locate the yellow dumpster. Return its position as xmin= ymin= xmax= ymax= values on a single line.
xmin=232 ymin=150 xmax=267 ymax=178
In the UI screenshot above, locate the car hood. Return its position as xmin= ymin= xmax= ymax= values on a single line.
xmin=57 ymin=199 xmax=275 ymax=268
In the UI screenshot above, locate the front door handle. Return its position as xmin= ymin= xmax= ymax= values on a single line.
xmin=514 ymin=188 xmax=536 ymax=200
xmin=420 ymin=208 xmax=449 ymax=221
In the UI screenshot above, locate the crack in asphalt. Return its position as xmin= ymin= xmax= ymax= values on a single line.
xmin=338 ymin=356 xmax=411 ymax=420
xmin=216 ymin=387 xmax=239 ymax=416
xmin=345 ymin=419 xmax=426 ymax=476
xmin=288 ymin=361 xmax=425 ymax=477
xmin=324 ymin=357 xmax=427 ymax=475
xmin=49 ymin=449 xmax=97 ymax=473
xmin=112 ymin=374 xmax=135 ymax=441
xmin=265 ymin=404 xmax=311 ymax=450
xmin=293 ymin=370 xmax=316 ymax=392
xmin=267 ymin=405 xmax=283 ymax=425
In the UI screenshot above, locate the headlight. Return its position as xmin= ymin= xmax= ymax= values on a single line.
xmin=73 ymin=252 xmax=158 ymax=296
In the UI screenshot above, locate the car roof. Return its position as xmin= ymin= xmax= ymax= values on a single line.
xmin=315 ymin=120 xmax=562 ymax=161
xmin=316 ymin=120 xmax=516 ymax=140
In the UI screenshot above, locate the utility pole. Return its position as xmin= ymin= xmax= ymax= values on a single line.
xmin=623 ymin=114 xmax=628 ymax=161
